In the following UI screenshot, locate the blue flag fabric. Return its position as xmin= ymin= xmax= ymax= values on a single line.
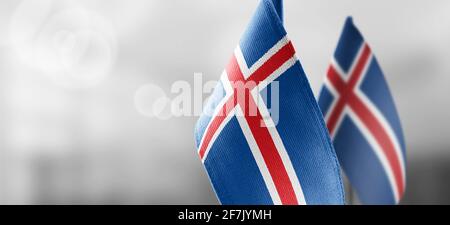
xmin=195 ymin=0 xmax=344 ymax=205
xmin=318 ymin=17 xmax=407 ymax=204
xmin=271 ymin=0 xmax=283 ymax=23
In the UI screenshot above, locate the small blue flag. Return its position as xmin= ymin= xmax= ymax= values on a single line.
xmin=318 ymin=17 xmax=407 ymax=204
xmin=195 ymin=0 xmax=344 ymax=205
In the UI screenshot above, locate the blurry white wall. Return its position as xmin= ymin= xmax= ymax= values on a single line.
xmin=0 ymin=0 xmax=449 ymax=204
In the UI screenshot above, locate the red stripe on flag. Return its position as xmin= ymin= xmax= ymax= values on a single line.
xmin=248 ymin=42 xmax=296 ymax=83
xmin=326 ymin=45 xmax=371 ymax=135
xmin=227 ymin=56 xmax=298 ymax=205
xmin=326 ymin=44 xmax=404 ymax=199
xmin=348 ymin=94 xmax=405 ymax=198
xmin=198 ymin=97 xmax=235 ymax=159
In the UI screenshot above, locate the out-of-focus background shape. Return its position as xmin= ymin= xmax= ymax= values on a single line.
xmin=0 ymin=0 xmax=448 ymax=204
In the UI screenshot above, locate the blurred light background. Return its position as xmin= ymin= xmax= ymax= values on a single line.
xmin=0 ymin=0 xmax=449 ymax=204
